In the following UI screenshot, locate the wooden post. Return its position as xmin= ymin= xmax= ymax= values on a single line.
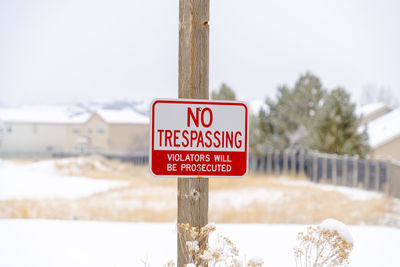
xmin=178 ymin=1 xmax=209 ymax=266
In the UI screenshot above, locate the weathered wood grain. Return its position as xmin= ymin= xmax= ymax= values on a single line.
xmin=177 ymin=0 xmax=209 ymax=266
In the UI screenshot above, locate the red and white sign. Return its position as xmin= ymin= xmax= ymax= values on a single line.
xmin=150 ymin=99 xmax=249 ymax=177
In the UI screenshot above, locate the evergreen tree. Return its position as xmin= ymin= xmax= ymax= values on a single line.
xmin=255 ymin=72 xmax=326 ymax=152
xmin=310 ymin=88 xmax=369 ymax=157
xmin=250 ymin=108 xmax=276 ymax=155
xmin=211 ymin=83 xmax=236 ymax=101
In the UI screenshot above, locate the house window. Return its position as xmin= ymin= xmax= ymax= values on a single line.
xmin=72 ymin=125 xmax=80 ymax=134
xmin=88 ymin=128 xmax=92 ymax=134
xmin=97 ymin=123 xmax=104 ymax=134
xmin=33 ymin=124 xmax=38 ymax=134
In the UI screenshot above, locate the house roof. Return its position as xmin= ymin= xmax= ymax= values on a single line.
xmin=0 ymin=105 xmax=149 ymax=125
xmin=0 ymin=106 xmax=90 ymax=124
xmin=356 ymin=102 xmax=387 ymax=116
xmin=96 ymin=108 xmax=149 ymax=124
xmin=356 ymin=102 xmax=393 ymax=124
xmin=367 ymin=107 xmax=400 ymax=148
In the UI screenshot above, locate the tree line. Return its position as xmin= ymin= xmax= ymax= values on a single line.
xmin=211 ymin=72 xmax=369 ymax=158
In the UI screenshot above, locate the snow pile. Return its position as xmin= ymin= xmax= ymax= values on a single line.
xmin=279 ymin=178 xmax=382 ymax=201
xmin=319 ymin=184 xmax=382 ymax=201
xmin=0 ymin=160 xmax=129 ymax=200
xmin=247 ymin=256 xmax=264 ymax=266
xmin=320 ymin=218 xmax=353 ymax=244
xmin=55 ymin=157 xmax=111 ymax=175
xmin=210 ymin=188 xmax=285 ymax=208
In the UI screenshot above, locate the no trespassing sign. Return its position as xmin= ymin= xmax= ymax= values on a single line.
xmin=150 ymin=99 xmax=249 ymax=178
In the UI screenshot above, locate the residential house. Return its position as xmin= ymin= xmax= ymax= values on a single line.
xmin=366 ymin=107 xmax=400 ymax=161
xmin=0 ymin=105 xmax=149 ymax=158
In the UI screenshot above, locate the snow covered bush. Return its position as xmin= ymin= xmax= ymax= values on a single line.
xmin=293 ymin=219 xmax=353 ymax=267
xmin=247 ymin=256 xmax=264 ymax=267
xmin=175 ymin=223 xmax=263 ymax=267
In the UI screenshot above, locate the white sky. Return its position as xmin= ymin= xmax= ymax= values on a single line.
xmin=0 ymin=0 xmax=399 ymax=106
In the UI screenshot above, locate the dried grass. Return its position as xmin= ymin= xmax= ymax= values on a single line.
xmin=1 ymin=158 xmax=399 ymax=227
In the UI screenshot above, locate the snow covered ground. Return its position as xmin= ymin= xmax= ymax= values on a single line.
xmin=0 ymin=219 xmax=398 ymax=267
xmin=0 ymin=160 xmax=128 ymax=200
xmin=0 ymin=158 xmax=399 ymax=265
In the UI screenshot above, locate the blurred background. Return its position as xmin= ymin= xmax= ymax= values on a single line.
xmin=1 ymin=1 xmax=400 ymax=266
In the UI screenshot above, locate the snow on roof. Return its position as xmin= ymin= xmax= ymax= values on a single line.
xmin=0 ymin=106 xmax=90 ymax=124
xmin=356 ymin=102 xmax=388 ymax=117
xmin=96 ymin=108 xmax=149 ymax=124
xmin=0 ymin=105 xmax=149 ymax=125
xmin=367 ymin=107 xmax=400 ymax=148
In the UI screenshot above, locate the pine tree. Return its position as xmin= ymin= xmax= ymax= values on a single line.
xmin=255 ymin=72 xmax=326 ymax=152
xmin=310 ymin=88 xmax=369 ymax=157
xmin=211 ymin=83 xmax=236 ymax=101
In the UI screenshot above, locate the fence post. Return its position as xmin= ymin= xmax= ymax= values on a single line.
xmin=249 ymin=156 xmax=254 ymax=173
xmin=267 ymin=150 xmax=272 ymax=174
xmin=396 ymin=163 xmax=400 ymax=198
xmin=396 ymin=162 xmax=400 ymax=198
xmin=322 ymin=153 xmax=327 ymax=181
xmin=386 ymin=158 xmax=392 ymax=195
xmin=365 ymin=155 xmax=370 ymax=190
xmin=332 ymin=154 xmax=337 ymax=185
xmin=275 ymin=149 xmax=280 ymax=177
xmin=343 ymin=155 xmax=348 ymax=186
xmin=353 ymin=155 xmax=359 ymax=187
xmin=290 ymin=149 xmax=295 ymax=176
xmin=283 ymin=149 xmax=288 ymax=174
xmin=260 ymin=154 xmax=266 ymax=174
xmin=374 ymin=159 xmax=380 ymax=191
xmin=299 ymin=148 xmax=305 ymax=176
xmin=312 ymin=152 xmax=318 ymax=183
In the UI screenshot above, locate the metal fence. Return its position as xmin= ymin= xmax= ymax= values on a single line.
xmin=53 ymin=152 xmax=149 ymax=166
xmin=249 ymin=149 xmax=400 ymax=198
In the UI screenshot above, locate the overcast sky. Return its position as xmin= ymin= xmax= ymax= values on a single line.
xmin=0 ymin=0 xmax=399 ymax=106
